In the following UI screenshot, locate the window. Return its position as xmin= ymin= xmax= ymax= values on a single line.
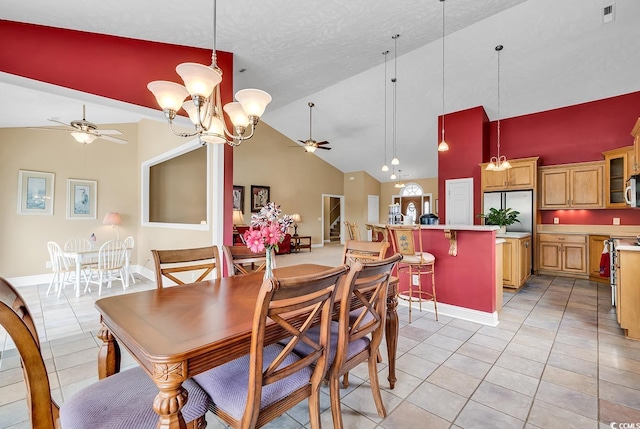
xmin=401 ymin=183 xmax=423 ymax=196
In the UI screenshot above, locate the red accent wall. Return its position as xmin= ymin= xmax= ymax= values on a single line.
xmin=437 ymin=107 xmax=489 ymax=225
xmin=0 ymin=20 xmax=237 ymax=242
xmin=439 ymin=92 xmax=640 ymax=226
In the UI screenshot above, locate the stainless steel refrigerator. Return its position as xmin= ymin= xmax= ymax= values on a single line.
xmin=482 ymin=190 xmax=533 ymax=234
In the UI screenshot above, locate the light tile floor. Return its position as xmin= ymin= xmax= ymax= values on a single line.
xmin=2 ymin=244 xmax=640 ymax=428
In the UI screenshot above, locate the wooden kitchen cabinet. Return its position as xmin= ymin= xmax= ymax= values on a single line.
xmin=588 ymin=234 xmax=609 ymax=283
xmin=538 ymin=233 xmax=587 ymax=276
xmin=631 ymin=118 xmax=640 ymax=176
xmin=480 ymin=157 xmax=539 ymax=192
xmin=539 ymin=161 xmax=604 ymax=209
xmin=617 ymin=249 xmax=640 ymax=340
xmin=603 ymin=146 xmax=634 ymax=208
xmin=502 ymin=236 xmax=532 ymax=289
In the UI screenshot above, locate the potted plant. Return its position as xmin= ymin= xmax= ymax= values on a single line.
xmin=477 ymin=207 xmax=521 ymax=234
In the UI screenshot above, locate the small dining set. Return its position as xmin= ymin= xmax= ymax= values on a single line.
xmin=0 ymin=231 xmax=440 ymax=428
xmin=46 ymin=236 xmax=135 ymax=298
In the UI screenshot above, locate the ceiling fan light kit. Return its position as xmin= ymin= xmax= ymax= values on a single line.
xmin=298 ymin=102 xmax=331 ymax=153
xmin=147 ymin=0 xmax=271 ymax=147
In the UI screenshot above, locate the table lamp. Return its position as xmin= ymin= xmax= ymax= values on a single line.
xmin=232 ymin=209 xmax=244 ymax=235
xmin=291 ymin=213 xmax=302 ymax=236
xmin=103 ymin=212 xmax=121 ymax=240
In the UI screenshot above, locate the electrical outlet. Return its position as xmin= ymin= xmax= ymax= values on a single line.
xmin=553 ymin=217 xmax=560 ymax=224
xmin=45 ymin=261 xmax=52 ymax=269
xmin=412 ymin=274 xmax=419 ymax=285
xmin=613 ymin=217 xmax=620 ymax=225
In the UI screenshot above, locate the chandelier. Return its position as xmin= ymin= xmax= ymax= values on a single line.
xmin=486 ymin=45 xmax=511 ymax=171
xmin=437 ymin=0 xmax=450 ymax=152
xmin=394 ymin=169 xmax=405 ymax=188
xmin=147 ymin=0 xmax=271 ymax=147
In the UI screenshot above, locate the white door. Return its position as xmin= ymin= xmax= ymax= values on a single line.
xmin=367 ymin=195 xmax=379 ymax=241
xmin=445 ymin=178 xmax=474 ymax=225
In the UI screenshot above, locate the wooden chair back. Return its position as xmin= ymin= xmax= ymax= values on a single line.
xmin=342 ymin=240 xmax=389 ymax=266
xmin=0 ymin=277 xmax=60 ymax=428
xmin=242 ymin=265 xmax=348 ymax=428
xmin=151 ymin=245 xmax=221 ymax=288
xmin=388 ymin=225 xmax=423 ymax=257
xmin=344 ymin=221 xmax=361 ymax=241
xmin=222 ymin=244 xmax=267 ymax=276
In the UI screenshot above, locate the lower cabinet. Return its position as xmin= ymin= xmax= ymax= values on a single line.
xmin=502 ymin=236 xmax=532 ymax=289
xmin=618 ymin=249 xmax=640 ymax=340
xmin=538 ymin=234 xmax=587 ymax=276
xmin=588 ymin=234 xmax=610 ymax=283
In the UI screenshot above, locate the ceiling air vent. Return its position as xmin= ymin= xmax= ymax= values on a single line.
xmin=603 ymin=3 xmax=615 ymax=23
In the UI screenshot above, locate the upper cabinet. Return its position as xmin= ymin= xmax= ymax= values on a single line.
xmin=539 ymin=161 xmax=604 ymax=209
xmin=603 ymin=146 xmax=634 ymax=209
xmin=632 ymin=118 xmax=640 ymax=176
xmin=480 ymin=157 xmax=539 ymax=192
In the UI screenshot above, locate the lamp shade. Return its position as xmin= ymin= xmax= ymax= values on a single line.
xmin=235 ymin=89 xmax=272 ymax=118
xmin=147 ymin=80 xmax=189 ymax=111
xmin=71 ymin=132 xmax=98 ymax=144
xmin=223 ymin=102 xmax=250 ymax=128
xmin=232 ymin=209 xmax=244 ymax=225
xmin=291 ymin=213 xmax=302 ymax=223
xmin=304 ymin=145 xmax=317 ymax=153
xmin=102 ymin=212 xmax=121 ymax=226
xmin=176 ymin=63 xmax=222 ymax=99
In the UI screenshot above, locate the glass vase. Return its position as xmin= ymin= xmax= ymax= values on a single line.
xmin=264 ymin=248 xmax=274 ymax=280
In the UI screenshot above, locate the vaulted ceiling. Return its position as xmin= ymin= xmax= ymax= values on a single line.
xmin=2 ymin=0 xmax=640 ymax=182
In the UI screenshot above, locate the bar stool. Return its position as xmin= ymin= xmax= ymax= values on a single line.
xmin=387 ymin=225 xmax=437 ymax=322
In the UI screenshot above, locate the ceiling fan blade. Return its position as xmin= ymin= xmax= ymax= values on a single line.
xmin=94 ymin=129 xmax=123 ymax=135
xmin=316 ymin=146 xmax=331 ymax=150
xmin=47 ymin=118 xmax=73 ymax=128
xmin=316 ymin=141 xmax=330 ymax=145
xmin=96 ymin=134 xmax=128 ymax=144
xmin=28 ymin=126 xmax=73 ymax=132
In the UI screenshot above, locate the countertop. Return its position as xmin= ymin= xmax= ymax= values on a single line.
xmin=369 ymin=224 xmax=499 ymax=232
xmin=617 ymin=239 xmax=640 ymax=252
xmin=496 ymin=232 xmax=532 ymax=239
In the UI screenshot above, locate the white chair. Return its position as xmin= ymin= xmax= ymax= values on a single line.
xmin=86 ymin=240 xmax=127 ymax=296
xmin=46 ymin=241 xmax=75 ymax=298
xmin=64 ymin=237 xmax=96 ymax=271
xmin=122 ymin=236 xmax=136 ymax=285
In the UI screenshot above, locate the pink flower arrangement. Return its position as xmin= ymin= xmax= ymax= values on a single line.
xmin=243 ymin=202 xmax=293 ymax=254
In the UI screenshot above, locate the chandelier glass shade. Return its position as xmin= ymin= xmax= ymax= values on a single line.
xmin=486 ymin=44 xmax=511 ymax=171
xmin=147 ymin=0 xmax=271 ymax=147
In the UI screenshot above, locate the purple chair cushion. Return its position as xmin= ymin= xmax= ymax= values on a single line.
xmin=59 ymin=366 xmax=209 ymax=429
xmin=292 ymin=321 xmax=370 ymax=365
xmin=193 ymin=343 xmax=312 ymax=421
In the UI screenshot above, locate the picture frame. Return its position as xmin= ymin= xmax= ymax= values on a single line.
xmin=233 ymin=185 xmax=245 ymax=212
xmin=67 ymin=179 xmax=97 ymax=220
xmin=250 ymin=185 xmax=270 ymax=212
xmin=17 ymin=170 xmax=55 ymax=215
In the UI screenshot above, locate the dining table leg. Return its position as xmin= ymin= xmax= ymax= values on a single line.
xmin=151 ymin=363 xmax=189 ymax=429
xmin=97 ymin=321 xmax=121 ymax=379
xmin=385 ymin=278 xmax=399 ymax=389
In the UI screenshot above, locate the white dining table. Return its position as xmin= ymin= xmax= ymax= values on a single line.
xmin=62 ymin=246 xmax=132 ymax=297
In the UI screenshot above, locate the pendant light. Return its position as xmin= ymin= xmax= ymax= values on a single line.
xmin=381 ymin=50 xmax=390 ymax=172
xmin=394 ymin=169 xmax=406 ymax=188
xmin=437 ymin=0 xmax=450 ymax=152
xmin=486 ymin=45 xmax=511 ymax=171
xmin=390 ymin=34 xmax=400 ymax=168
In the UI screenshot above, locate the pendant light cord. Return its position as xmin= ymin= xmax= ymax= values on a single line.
xmin=496 ymin=45 xmax=503 ymax=159
xmin=383 ymin=50 xmax=389 ymax=166
xmin=392 ymin=34 xmax=399 ymax=162
xmin=441 ymin=0 xmax=446 ymax=142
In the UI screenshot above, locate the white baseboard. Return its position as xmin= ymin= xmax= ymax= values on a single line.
xmin=397 ymin=295 xmax=499 ymax=326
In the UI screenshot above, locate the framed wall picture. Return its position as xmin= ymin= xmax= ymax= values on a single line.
xmin=67 ymin=179 xmax=97 ymax=219
xmin=250 ymin=185 xmax=270 ymax=212
xmin=233 ymin=185 xmax=245 ymax=212
xmin=17 ymin=170 xmax=55 ymax=215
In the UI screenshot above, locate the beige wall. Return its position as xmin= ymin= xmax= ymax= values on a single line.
xmin=0 ymin=123 xmax=138 ymax=277
xmin=343 ymin=171 xmax=381 ymax=240
xmin=232 ymin=122 xmax=345 ymax=245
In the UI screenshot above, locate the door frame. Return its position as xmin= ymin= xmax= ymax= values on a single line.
xmin=321 ymin=194 xmax=345 ymax=246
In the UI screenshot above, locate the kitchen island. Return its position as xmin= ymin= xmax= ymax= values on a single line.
xmin=368 ymin=224 xmax=503 ymax=326
xmin=615 ymin=241 xmax=640 ymax=340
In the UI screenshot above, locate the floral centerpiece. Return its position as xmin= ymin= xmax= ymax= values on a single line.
xmin=243 ymin=202 xmax=293 ymax=278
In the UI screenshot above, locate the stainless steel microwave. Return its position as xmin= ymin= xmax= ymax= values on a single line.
xmin=625 ymin=174 xmax=640 ymax=207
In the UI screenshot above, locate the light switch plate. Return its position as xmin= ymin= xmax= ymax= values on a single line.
xmin=554 ymin=217 xmax=560 ymax=224
xmin=613 ymin=217 xmax=620 ymax=225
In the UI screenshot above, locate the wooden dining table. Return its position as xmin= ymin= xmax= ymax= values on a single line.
xmin=95 ymin=263 xmax=400 ymax=429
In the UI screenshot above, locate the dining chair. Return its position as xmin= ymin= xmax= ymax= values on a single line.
xmin=85 ymin=240 xmax=128 ymax=296
xmin=342 ymin=239 xmax=390 ymax=266
xmin=122 ymin=235 xmax=136 ymax=285
xmin=293 ymin=254 xmax=402 ymax=429
xmin=151 ymin=245 xmax=221 ymax=288
xmin=192 ymin=265 xmax=348 ymax=429
xmin=0 ymin=276 xmax=210 ymax=429
xmin=387 ymin=225 xmax=438 ymax=322
xmin=46 ymin=241 xmax=76 ymax=298
xmin=344 ymin=221 xmax=361 ymax=241
xmin=63 ymin=237 xmax=96 ymax=264
xmin=222 ymin=244 xmax=268 ymax=276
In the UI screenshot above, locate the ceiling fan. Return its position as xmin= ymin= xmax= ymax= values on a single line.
xmin=298 ymin=102 xmax=330 ymax=153
xmin=29 ymin=105 xmax=128 ymax=144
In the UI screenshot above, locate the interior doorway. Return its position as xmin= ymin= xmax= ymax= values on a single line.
xmin=321 ymin=194 xmax=345 ymax=246
xmin=445 ymin=178 xmax=474 ymax=225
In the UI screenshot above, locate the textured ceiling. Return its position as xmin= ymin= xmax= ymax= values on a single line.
xmin=2 ymin=0 xmax=640 ymax=183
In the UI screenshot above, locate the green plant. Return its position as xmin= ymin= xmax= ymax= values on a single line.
xmin=476 ymin=207 xmax=521 ymax=227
